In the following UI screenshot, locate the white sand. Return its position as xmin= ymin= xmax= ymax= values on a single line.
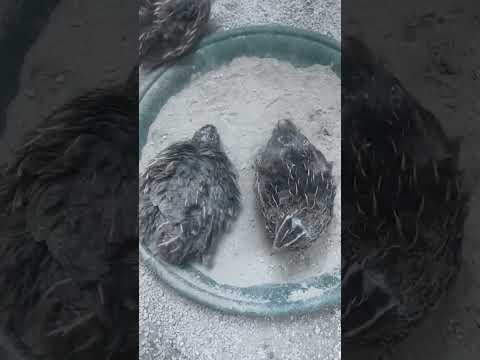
xmin=141 ymin=56 xmax=341 ymax=287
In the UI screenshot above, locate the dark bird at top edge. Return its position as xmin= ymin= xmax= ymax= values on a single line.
xmin=139 ymin=0 xmax=212 ymax=68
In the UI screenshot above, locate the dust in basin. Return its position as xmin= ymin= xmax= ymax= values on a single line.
xmin=140 ymin=56 xmax=341 ymax=287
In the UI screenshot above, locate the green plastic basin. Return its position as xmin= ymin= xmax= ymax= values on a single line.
xmin=140 ymin=25 xmax=340 ymax=316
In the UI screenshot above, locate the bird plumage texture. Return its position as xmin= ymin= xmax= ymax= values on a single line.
xmin=0 ymin=67 xmax=138 ymax=359
xmin=254 ymin=119 xmax=336 ymax=252
xmin=140 ymin=124 xmax=241 ymax=266
xmin=341 ymin=37 xmax=469 ymax=345
xmin=139 ymin=0 xmax=212 ymax=65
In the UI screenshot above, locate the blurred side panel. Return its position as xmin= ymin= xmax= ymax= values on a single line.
xmin=342 ymin=0 xmax=479 ymax=358
xmin=0 ymin=1 xmax=138 ymax=359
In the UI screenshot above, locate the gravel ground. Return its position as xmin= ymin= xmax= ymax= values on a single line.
xmin=211 ymin=0 xmax=341 ymax=41
xmin=139 ymin=1 xmax=342 ymax=360
xmin=140 ymin=265 xmax=341 ymax=360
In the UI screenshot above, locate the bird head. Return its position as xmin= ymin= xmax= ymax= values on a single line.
xmin=274 ymin=119 xmax=308 ymax=150
xmin=268 ymin=119 xmax=325 ymax=168
xmin=192 ymin=124 xmax=220 ymax=148
xmin=272 ymin=210 xmax=310 ymax=253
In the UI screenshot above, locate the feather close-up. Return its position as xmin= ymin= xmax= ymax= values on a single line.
xmin=139 ymin=0 xmax=212 ymax=66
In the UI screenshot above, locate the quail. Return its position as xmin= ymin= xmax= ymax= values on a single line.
xmin=254 ymin=119 xmax=336 ymax=253
xmin=140 ymin=124 xmax=241 ymax=266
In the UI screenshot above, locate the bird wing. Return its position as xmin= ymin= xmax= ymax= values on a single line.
xmin=140 ymin=146 xmax=239 ymax=264
xmin=141 ymin=154 xmax=214 ymax=262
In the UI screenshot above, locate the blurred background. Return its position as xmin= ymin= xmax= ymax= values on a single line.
xmin=343 ymin=0 xmax=480 ymax=358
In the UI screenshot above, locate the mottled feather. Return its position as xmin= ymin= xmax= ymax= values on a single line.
xmin=140 ymin=125 xmax=240 ymax=265
xmin=254 ymin=119 xmax=336 ymax=252
xmin=139 ymin=0 xmax=212 ymax=66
